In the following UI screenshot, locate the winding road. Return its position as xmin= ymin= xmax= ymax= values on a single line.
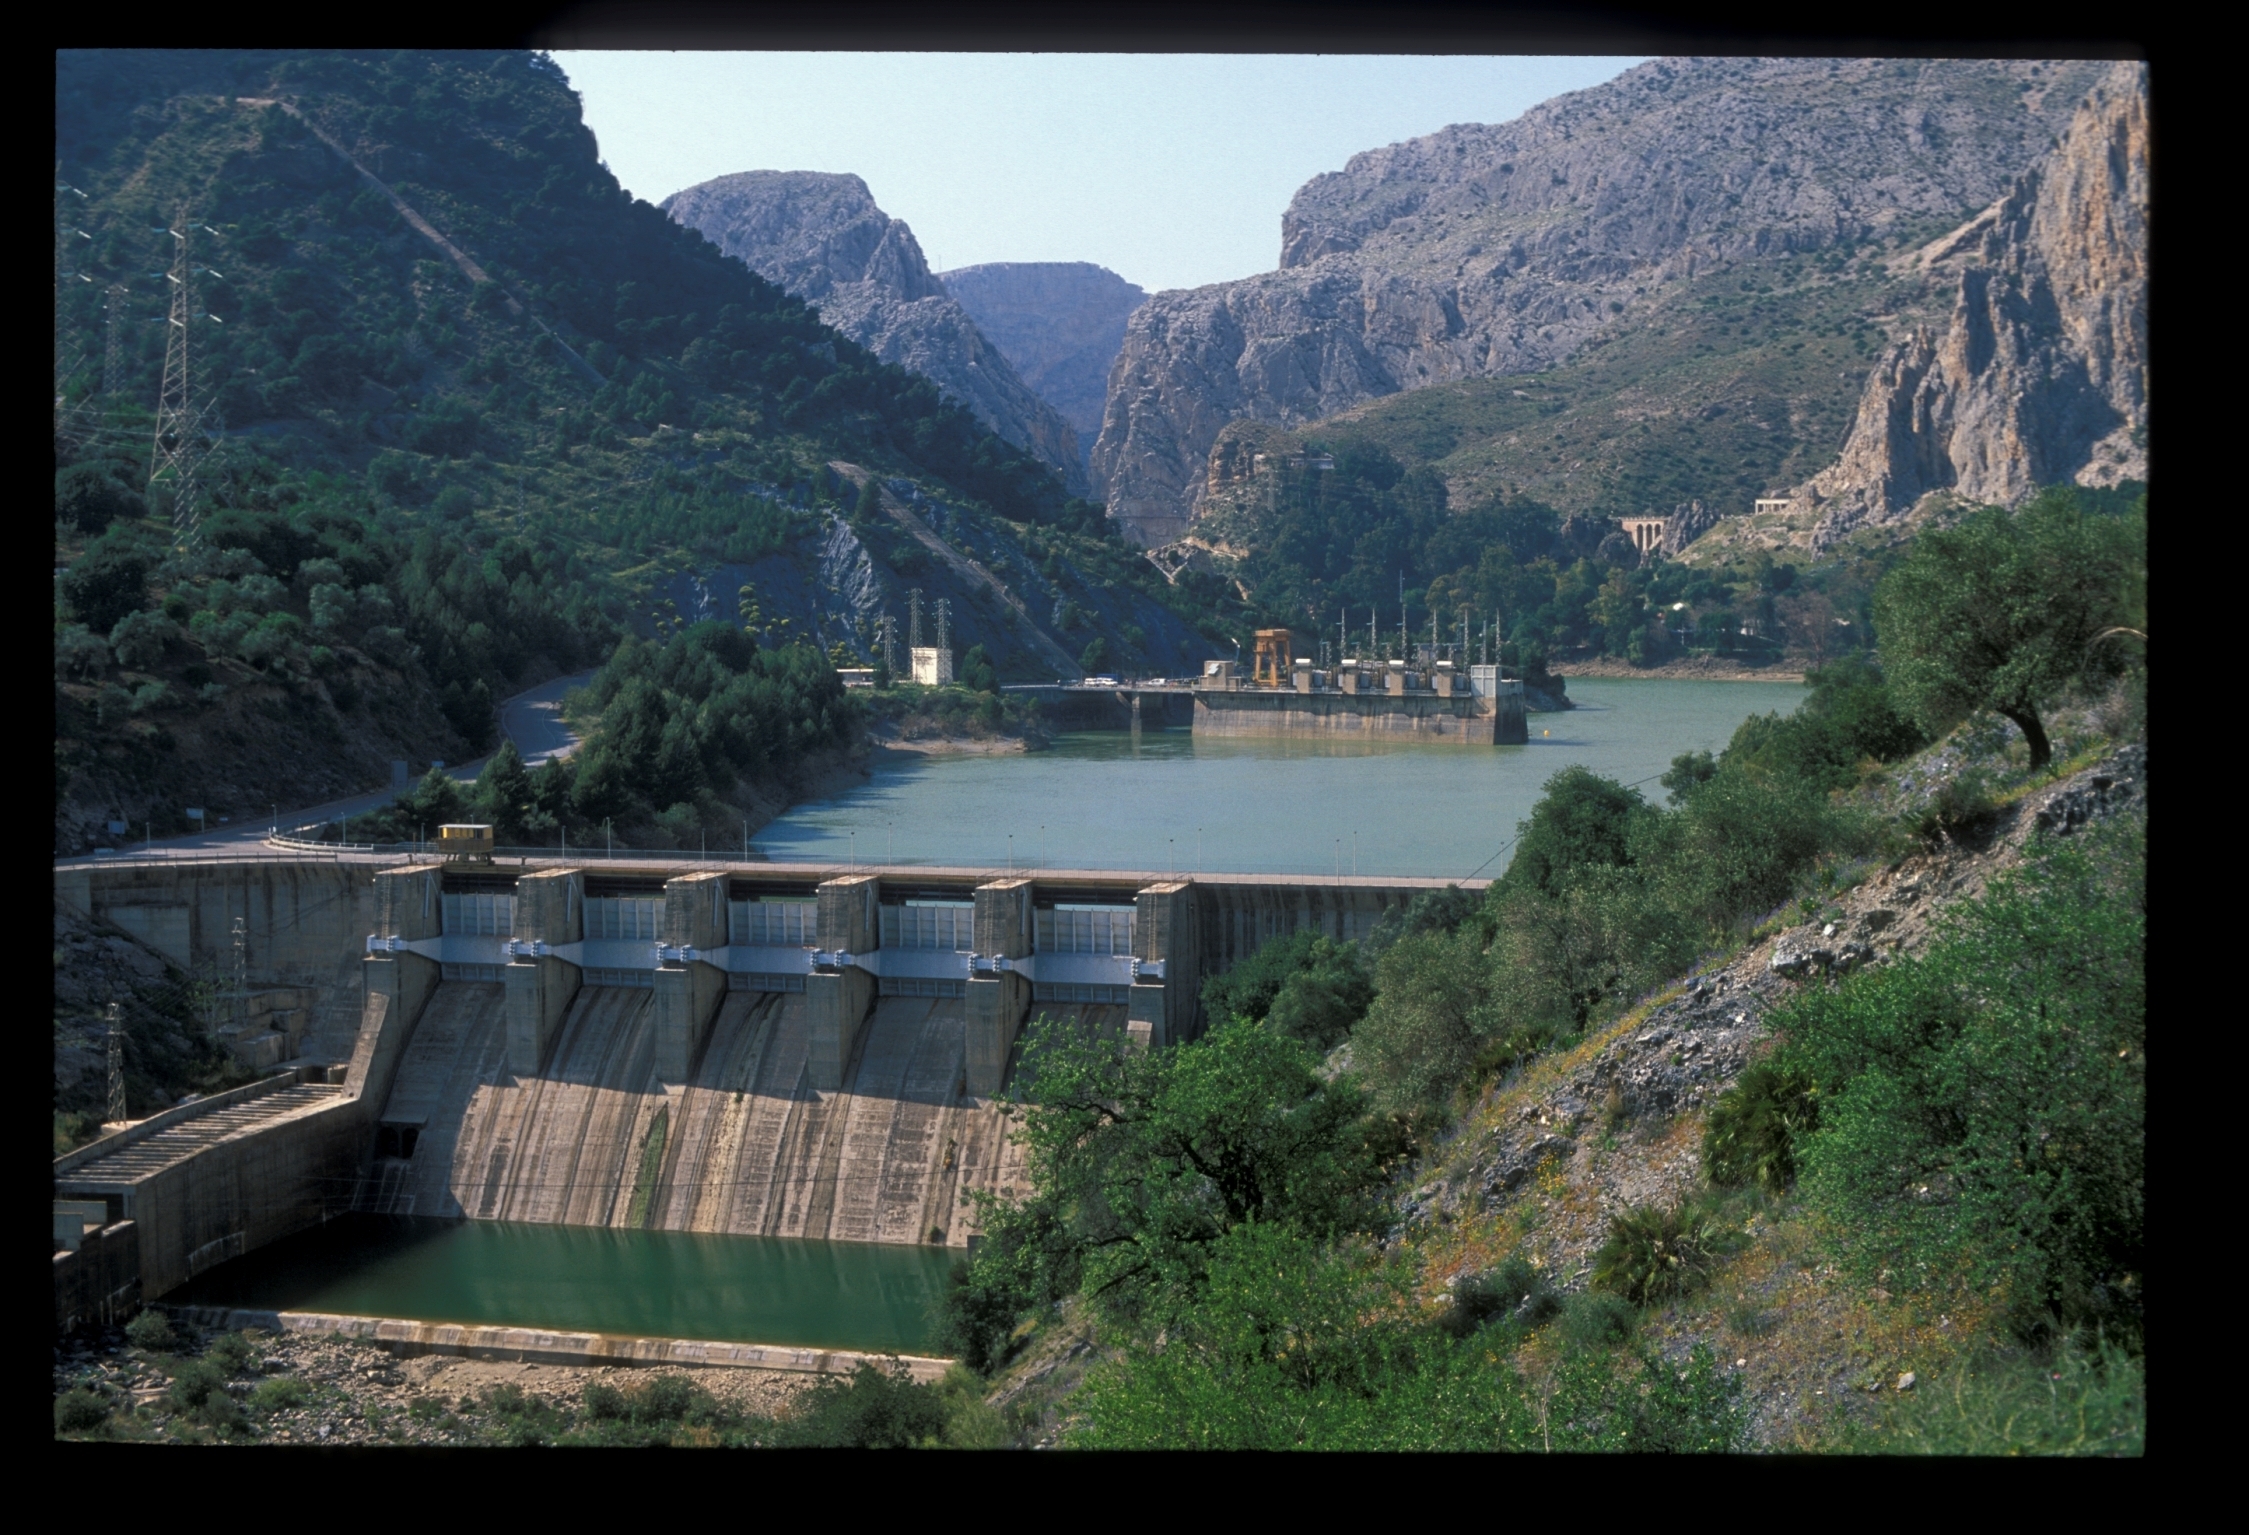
xmin=57 ymin=671 xmax=594 ymax=867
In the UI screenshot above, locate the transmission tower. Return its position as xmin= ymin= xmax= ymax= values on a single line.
xmin=935 ymin=598 xmax=951 ymax=653
xmin=149 ymin=210 xmax=224 ymax=547
xmin=103 ymin=283 xmax=131 ymax=397
xmin=907 ymin=588 xmax=925 ymax=648
xmin=230 ymin=914 xmax=249 ymax=1037
xmin=877 ymin=611 xmax=897 ymax=674
xmin=105 ymin=1002 xmax=127 ymax=1125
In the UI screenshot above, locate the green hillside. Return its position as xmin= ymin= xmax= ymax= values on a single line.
xmin=53 ymin=50 xmax=1240 ymax=853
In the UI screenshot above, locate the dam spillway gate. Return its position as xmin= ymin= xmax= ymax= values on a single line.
xmin=55 ymin=857 xmax=1476 ymax=1312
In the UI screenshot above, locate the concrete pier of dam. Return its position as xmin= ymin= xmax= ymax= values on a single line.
xmin=55 ymin=853 xmax=1480 ymax=1322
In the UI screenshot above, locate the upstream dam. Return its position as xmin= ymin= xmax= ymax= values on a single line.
xmin=54 ymin=853 xmax=1476 ymax=1343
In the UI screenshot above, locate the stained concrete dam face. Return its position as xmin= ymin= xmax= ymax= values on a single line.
xmin=363 ymin=981 xmax=1109 ymax=1246
xmin=60 ymin=855 xmax=1463 ymax=1347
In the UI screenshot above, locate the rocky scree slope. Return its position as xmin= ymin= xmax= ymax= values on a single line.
xmin=939 ymin=262 xmax=1147 ymax=485
xmin=1092 ymin=57 xmax=2107 ymax=543
xmin=1398 ymin=742 xmax=2144 ymax=1445
xmin=665 ymin=172 xmax=1087 ymax=495
xmin=1808 ymin=62 xmax=2148 ymax=548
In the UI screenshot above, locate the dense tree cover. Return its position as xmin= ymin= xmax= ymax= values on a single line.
xmin=1873 ymin=487 xmax=2146 ymax=768
xmin=1217 ymin=443 xmax=1880 ymax=668
xmin=361 ymin=619 xmax=853 ymax=847
xmin=54 ymin=487 xmax=608 ymax=749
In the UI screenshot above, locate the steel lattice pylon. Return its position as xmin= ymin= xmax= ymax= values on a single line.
xmin=149 ymin=211 xmax=215 ymax=546
xmin=105 ymin=1002 xmax=126 ymax=1126
xmin=103 ymin=283 xmax=130 ymax=397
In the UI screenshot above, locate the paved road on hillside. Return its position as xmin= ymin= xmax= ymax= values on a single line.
xmin=56 ymin=671 xmax=594 ymax=868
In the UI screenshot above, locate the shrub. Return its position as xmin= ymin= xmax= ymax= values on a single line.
xmin=1838 ymin=1337 xmax=2143 ymax=1456
xmin=55 ymin=623 xmax=111 ymax=680
xmin=205 ymin=1329 xmax=257 ymax=1373
xmin=55 ymin=1388 xmax=110 ymax=1434
xmin=109 ymin=610 xmax=180 ymax=669
xmin=1590 ymin=1200 xmax=1732 ymax=1305
xmin=582 ymin=1381 xmax=627 ymax=1421
xmin=1912 ymin=763 xmax=1996 ymax=845
xmin=1703 ymin=1061 xmax=1821 ymax=1194
xmin=1442 ymin=1255 xmax=1560 ymax=1338
xmin=934 ymin=1364 xmax=1009 ymax=1449
xmin=1557 ymin=1290 xmax=1639 ymax=1352
xmin=780 ymin=1360 xmax=948 ymax=1448
xmin=167 ymin=1359 xmax=243 ymax=1426
xmin=407 ymin=1394 xmax=447 ymax=1422
xmin=1655 ymin=769 xmax=1855 ymax=934
xmin=125 ymin=1309 xmax=176 ymax=1351
xmin=1341 ymin=927 xmax=1494 ymax=1111
xmin=633 ymin=1373 xmax=710 ymax=1423
xmin=1495 ymin=767 xmax=1654 ymax=900
xmin=1785 ymin=827 xmax=2144 ymax=1344
xmin=249 ymin=1377 xmax=309 ymax=1413
xmin=56 ymin=462 xmax=146 ymax=536
xmin=1204 ymin=928 xmax=1374 ymax=1051
xmin=1622 ymin=1342 xmax=1751 ymax=1453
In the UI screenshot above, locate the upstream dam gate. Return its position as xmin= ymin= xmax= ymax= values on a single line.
xmin=55 ymin=855 xmax=1478 ymax=1325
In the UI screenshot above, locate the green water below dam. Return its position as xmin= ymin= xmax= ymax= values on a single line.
xmin=168 ymin=1216 xmax=959 ymax=1356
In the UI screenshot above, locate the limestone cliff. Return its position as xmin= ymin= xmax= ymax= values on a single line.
xmin=1091 ymin=57 xmax=2107 ymax=544
xmin=664 ymin=172 xmax=1087 ymax=495
xmin=939 ymin=262 xmax=1146 ymax=484
xmin=1808 ymin=62 xmax=2148 ymax=547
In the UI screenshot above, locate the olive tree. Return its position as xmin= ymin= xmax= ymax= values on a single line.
xmin=1871 ymin=490 xmax=2144 ymax=768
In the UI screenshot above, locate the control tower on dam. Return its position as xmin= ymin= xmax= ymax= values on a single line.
xmin=56 ymin=853 xmax=1477 ymax=1318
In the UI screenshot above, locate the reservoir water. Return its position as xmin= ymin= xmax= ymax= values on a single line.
xmin=170 ymin=1217 xmax=958 ymax=1355
xmin=755 ymin=677 xmax=1807 ymax=878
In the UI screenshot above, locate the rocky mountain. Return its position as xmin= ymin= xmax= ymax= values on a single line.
xmin=664 ymin=172 xmax=1088 ymax=495
xmin=1092 ymin=57 xmax=2109 ymax=545
xmin=939 ymin=263 xmax=1146 ymax=483
xmin=1808 ymin=61 xmax=2148 ymax=547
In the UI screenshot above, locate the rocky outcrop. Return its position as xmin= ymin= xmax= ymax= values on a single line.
xmin=1810 ymin=62 xmax=2148 ymax=547
xmin=938 ymin=263 xmax=1146 ymax=484
xmin=664 ymin=172 xmax=1086 ymax=495
xmin=1090 ymin=57 xmax=2108 ymax=544
xmin=1657 ymin=499 xmax=1716 ymax=558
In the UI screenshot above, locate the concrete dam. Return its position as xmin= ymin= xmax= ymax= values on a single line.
xmin=56 ymin=854 xmax=1476 ymax=1331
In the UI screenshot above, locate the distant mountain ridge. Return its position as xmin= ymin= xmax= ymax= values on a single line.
xmin=664 ymin=171 xmax=1088 ymax=495
xmin=1091 ymin=56 xmax=2110 ymax=545
xmin=938 ymin=262 xmax=1146 ymax=484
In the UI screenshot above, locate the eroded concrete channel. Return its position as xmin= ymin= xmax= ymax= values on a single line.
xmin=56 ymin=856 xmax=1470 ymax=1360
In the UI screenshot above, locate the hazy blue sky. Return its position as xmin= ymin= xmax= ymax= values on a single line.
xmin=554 ymin=53 xmax=1643 ymax=294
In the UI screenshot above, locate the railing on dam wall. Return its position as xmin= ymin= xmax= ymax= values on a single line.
xmin=52 ymin=1070 xmax=307 ymax=1176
